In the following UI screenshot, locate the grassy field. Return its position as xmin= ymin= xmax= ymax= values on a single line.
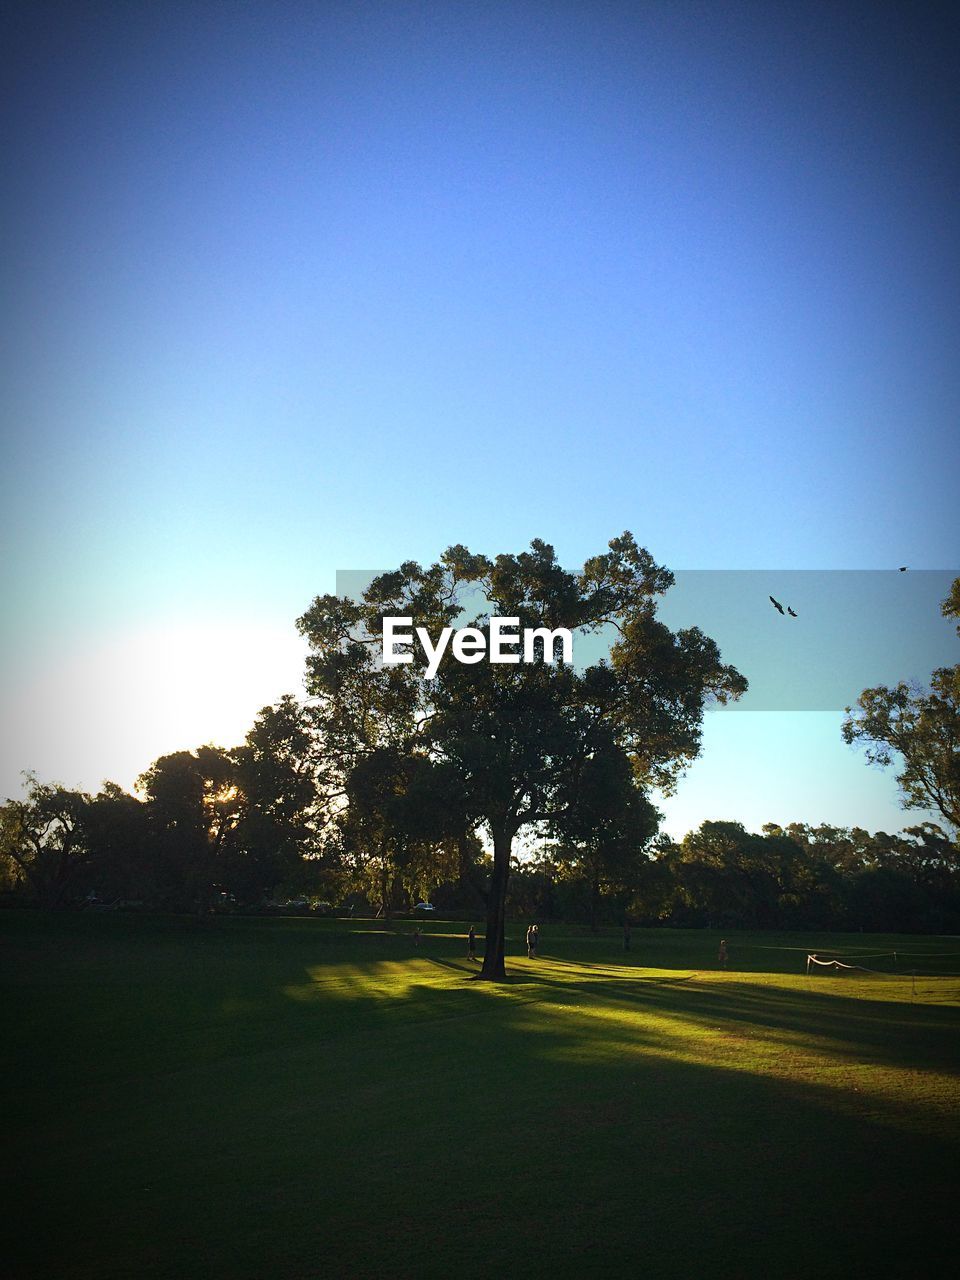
xmin=4 ymin=912 xmax=960 ymax=1279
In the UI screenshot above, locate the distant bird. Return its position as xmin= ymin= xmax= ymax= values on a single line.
xmin=787 ymin=607 xmax=798 ymax=617
xmin=769 ymin=596 xmax=785 ymax=614
xmin=899 ymin=566 xmax=908 ymax=572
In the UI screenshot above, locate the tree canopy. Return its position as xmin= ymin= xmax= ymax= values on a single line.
xmin=842 ymin=576 xmax=960 ymax=836
xmin=0 ymin=774 xmax=91 ymax=909
xmin=297 ymin=532 xmax=747 ymax=978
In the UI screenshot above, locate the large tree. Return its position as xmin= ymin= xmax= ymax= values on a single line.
xmin=81 ymin=782 xmax=153 ymax=903
xmin=842 ymin=577 xmax=960 ymax=836
xmin=228 ymin=697 xmax=328 ymax=904
xmin=0 ymin=775 xmax=92 ymax=908
xmin=137 ymin=745 xmax=241 ymax=912
xmin=136 ymin=699 xmax=328 ymax=910
xmin=298 ymin=533 xmax=746 ymax=979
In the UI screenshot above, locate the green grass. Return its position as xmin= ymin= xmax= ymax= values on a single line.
xmin=4 ymin=912 xmax=960 ymax=1279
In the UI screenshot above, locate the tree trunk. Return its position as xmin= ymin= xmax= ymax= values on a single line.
xmin=479 ymin=825 xmax=512 ymax=981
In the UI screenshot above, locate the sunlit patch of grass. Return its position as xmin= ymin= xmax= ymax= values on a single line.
xmin=278 ymin=947 xmax=960 ymax=1141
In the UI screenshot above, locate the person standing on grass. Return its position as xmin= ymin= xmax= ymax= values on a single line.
xmin=718 ymin=939 xmax=728 ymax=970
xmin=526 ymin=924 xmax=535 ymax=958
xmin=468 ymin=925 xmax=477 ymax=962
xmin=530 ymin=924 xmax=539 ymax=959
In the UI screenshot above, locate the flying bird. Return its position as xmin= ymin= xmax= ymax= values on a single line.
xmin=899 ymin=566 xmax=908 ymax=572
xmin=769 ymin=596 xmax=785 ymax=614
xmin=787 ymin=607 xmax=797 ymax=617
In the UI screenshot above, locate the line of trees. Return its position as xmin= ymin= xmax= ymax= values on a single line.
xmin=2 ymin=542 xmax=957 ymax=957
xmin=511 ymin=820 xmax=960 ymax=934
xmin=0 ymin=697 xmax=327 ymax=914
xmin=3 ymin=776 xmax=959 ymax=935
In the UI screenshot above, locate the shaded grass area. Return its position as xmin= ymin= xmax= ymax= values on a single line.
xmin=3 ymin=912 xmax=960 ymax=1279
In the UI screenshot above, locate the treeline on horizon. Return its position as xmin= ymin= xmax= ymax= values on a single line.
xmin=3 ymin=545 xmax=957 ymax=940
xmin=2 ymin=756 xmax=958 ymax=935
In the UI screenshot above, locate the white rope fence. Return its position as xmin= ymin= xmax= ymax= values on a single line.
xmin=804 ymin=951 xmax=932 ymax=998
xmin=804 ymin=950 xmax=960 ymax=974
xmin=804 ymin=950 xmax=960 ymax=1005
xmin=805 ymin=952 xmax=897 ymax=976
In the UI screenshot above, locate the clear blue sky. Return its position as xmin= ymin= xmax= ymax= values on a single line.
xmin=2 ymin=1 xmax=957 ymax=835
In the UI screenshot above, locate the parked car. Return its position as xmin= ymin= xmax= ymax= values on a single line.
xmin=413 ymin=902 xmax=435 ymax=912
